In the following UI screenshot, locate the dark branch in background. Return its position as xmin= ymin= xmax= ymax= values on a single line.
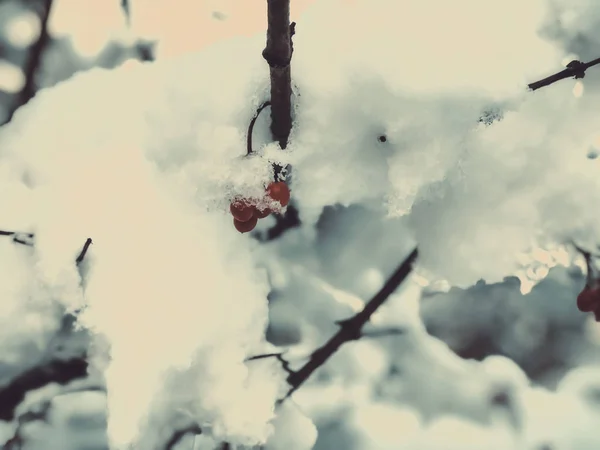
xmin=164 ymin=424 xmax=203 ymax=450
xmin=4 ymin=0 xmax=54 ymax=125
xmin=281 ymin=247 xmax=418 ymax=400
xmin=528 ymin=57 xmax=600 ymax=91
xmin=247 ymin=101 xmax=272 ymax=155
xmin=263 ymin=203 xmax=301 ymax=241
xmin=0 ymin=357 xmax=88 ymax=421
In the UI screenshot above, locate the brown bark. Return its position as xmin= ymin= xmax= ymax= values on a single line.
xmin=262 ymin=0 xmax=295 ymax=149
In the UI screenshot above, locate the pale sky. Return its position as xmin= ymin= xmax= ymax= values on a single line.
xmin=47 ymin=0 xmax=320 ymax=57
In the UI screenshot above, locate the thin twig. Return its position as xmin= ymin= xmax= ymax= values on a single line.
xmin=246 ymin=352 xmax=294 ymax=375
xmin=75 ymin=238 xmax=93 ymax=265
xmin=1 ymin=231 xmax=93 ymax=265
xmin=282 ymin=247 xmax=418 ymax=400
xmin=247 ymin=101 xmax=272 ymax=155
xmin=528 ymin=57 xmax=600 ymax=91
xmin=570 ymin=240 xmax=599 ymax=289
xmin=361 ymin=327 xmax=406 ymax=338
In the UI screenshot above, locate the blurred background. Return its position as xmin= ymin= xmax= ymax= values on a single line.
xmin=0 ymin=0 xmax=600 ymax=449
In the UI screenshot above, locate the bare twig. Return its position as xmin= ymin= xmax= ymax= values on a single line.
xmin=570 ymin=240 xmax=600 ymax=289
xmin=4 ymin=0 xmax=54 ymax=124
xmin=247 ymin=101 xmax=272 ymax=155
xmin=75 ymin=238 xmax=93 ymax=265
xmin=1 ymin=231 xmax=93 ymax=266
xmin=528 ymin=58 xmax=600 ymax=91
xmin=246 ymin=352 xmax=294 ymax=375
xmin=282 ymin=247 xmax=418 ymax=400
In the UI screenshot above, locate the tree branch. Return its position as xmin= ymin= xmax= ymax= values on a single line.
xmin=263 ymin=0 xmax=294 ymax=150
xmin=75 ymin=238 xmax=93 ymax=265
xmin=282 ymin=247 xmax=418 ymax=400
xmin=527 ymin=57 xmax=600 ymax=91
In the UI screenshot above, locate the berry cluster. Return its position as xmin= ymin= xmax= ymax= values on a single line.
xmin=230 ymin=181 xmax=291 ymax=233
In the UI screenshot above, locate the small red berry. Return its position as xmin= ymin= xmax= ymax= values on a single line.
xmin=230 ymin=200 xmax=255 ymax=222
xmin=234 ymin=216 xmax=258 ymax=233
xmin=266 ymin=182 xmax=290 ymax=207
xmin=255 ymin=207 xmax=272 ymax=219
xmin=577 ymin=287 xmax=599 ymax=313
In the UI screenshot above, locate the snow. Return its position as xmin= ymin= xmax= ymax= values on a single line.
xmin=1 ymin=0 xmax=600 ymax=448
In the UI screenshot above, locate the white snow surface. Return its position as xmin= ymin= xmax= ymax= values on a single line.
xmin=1 ymin=0 xmax=600 ymax=448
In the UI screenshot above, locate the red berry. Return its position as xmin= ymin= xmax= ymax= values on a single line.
xmin=577 ymin=288 xmax=599 ymax=313
xmin=234 ymin=216 xmax=258 ymax=233
xmin=266 ymin=182 xmax=290 ymax=207
xmin=230 ymin=200 xmax=255 ymax=222
xmin=255 ymin=207 xmax=272 ymax=219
